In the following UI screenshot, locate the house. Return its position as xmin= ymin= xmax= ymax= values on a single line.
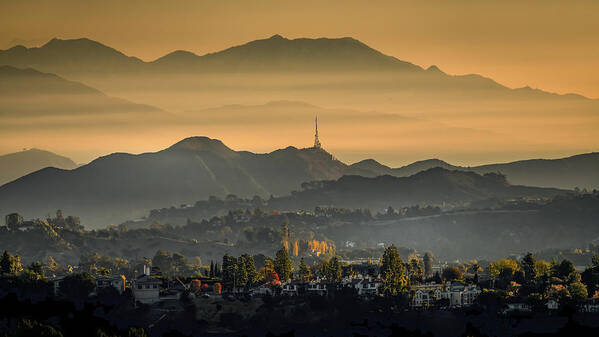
xmin=306 ymin=279 xmax=328 ymax=296
xmin=250 ymin=284 xmax=275 ymax=297
xmin=281 ymin=281 xmax=303 ymax=296
xmin=440 ymin=282 xmax=481 ymax=307
xmin=95 ymin=275 xmax=126 ymax=294
xmin=411 ymin=282 xmax=480 ymax=308
xmin=546 ymin=299 xmax=559 ymax=310
xmin=579 ymin=299 xmax=599 ymax=313
xmin=133 ymin=275 xmax=162 ymax=304
xmin=355 ymin=278 xmax=383 ymax=296
xmin=48 ymin=276 xmax=66 ymax=296
xmin=412 ymin=289 xmax=434 ymax=308
xmin=410 ymin=282 xmax=444 ymax=308
xmin=503 ymin=303 xmax=532 ymax=314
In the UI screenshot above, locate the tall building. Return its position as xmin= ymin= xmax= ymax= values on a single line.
xmin=313 ymin=116 xmax=322 ymax=149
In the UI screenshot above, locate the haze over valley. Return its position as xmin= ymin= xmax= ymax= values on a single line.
xmin=1 ymin=35 xmax=598 ymax=166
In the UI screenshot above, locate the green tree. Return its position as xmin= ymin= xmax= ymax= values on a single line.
xmin=172 ymin=253 xmax=188 ymax=275
xmin=59 ymin=272 xmax=96 ymax=299
xmin=521 ymin=253 xmax=537 ymax=283
xmin=28 ymin=261 xmax=44 ymax=277
xmin=221 ymin=254 xmax=238 ymax=289
xmin=326 ymin=256 xmax=342 ymax=284
xmin=236 ymin=257 xmax=248 ymax=287
xmin=442 ymin=266 xmax=463 ymax=282
xmin=0 ymin=250 xmax=22 ymax=276
xmin=555 ymin=259 xmax=576 ymax=279
xmin=298 ymin=257 xmax=311 ymax=282
xmin=241 ymin=254 xmax=257 ymax=285
xmin=152 ymin=250 xmax=173 ymax=276
xmin=568 ymin=282 xmax=588 ymax=301
xmin=408 ymin=258 xmax=423 ymax=282
xmin=274 ymin=247 xmax=292 ymax=282
xmin=380 ymin=245 xmax=408 ymax=295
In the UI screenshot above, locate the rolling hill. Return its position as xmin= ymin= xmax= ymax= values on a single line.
xmin=269 ymin=167 xmax=568 ymax=212
xmin=0 ymin=137 xmax=347 ymax=227
xmin=0 ymin=65 xmax=161 ymax=118
xmin=0 ymin=149 xmax=77 ymax=186
xmin=0 ymin=135 xmax=585 ymax=228
xmin=349 ymin=153 xmax=599 ymax=190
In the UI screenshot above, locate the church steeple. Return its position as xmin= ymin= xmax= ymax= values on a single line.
xmin=313 ymin=115 xmax=321 ymax=149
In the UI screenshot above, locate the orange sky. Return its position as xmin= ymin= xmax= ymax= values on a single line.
xmin=1 ymin=0 xmax=598 ymax=98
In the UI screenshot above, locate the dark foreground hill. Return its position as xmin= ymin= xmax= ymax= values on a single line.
xmin=0 ymin=149 xmax=77 ymax=186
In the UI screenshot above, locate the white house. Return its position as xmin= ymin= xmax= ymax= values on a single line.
xmin=48 ymin=276 xmax=66 ymax=296
xmin=579 ymin=299 xmax=599 ymax=313
xmin=250 ymin=284 xmax=275 ymax=297
xmin=503 ymin=303 xmax=532 ymax=314
xmin=412 ymin=289 xmax=434 ymax=308
xmin=281 ymin=281 xmax=301 ymax=296
xmin=355 ymin=278 xmax=383 ymax=296
xmin=546 ymin=299 xmax=559 ymax=310
xmin=95 ymin=275 xmax=126 ymax=294
xmin=411 ymin=282 xmax=481 ymax=308
xmin=307 ymin=279 xmax=328 ymax=296
xmin=133 ymin=275 xmax=162 ymax=304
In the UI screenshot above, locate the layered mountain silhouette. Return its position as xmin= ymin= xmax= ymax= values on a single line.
xmin=349 ymin=154 xmax=599 ymax=190
xmin=269 ymin=168 xmax=567 ymax=212
xmin=0 ymin=38 xmax=144 ymax=75
xmin=0 ymin=65 xmax=161 ymax=118
xmin=0 ymin=35 xmax=591 ymax=101
xmin=152 ymin=34 xmax=422 ymax=72
xmin=0 ymin=137 xmax=346 ymax=226
xmin=0 ymin=149 xmax=77 ymax=186
xmin=0 ymin=136 xmax=583 ymax=228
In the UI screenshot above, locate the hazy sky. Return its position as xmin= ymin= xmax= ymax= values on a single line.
xmin=2 ymin=0 xmax=598 ymax=98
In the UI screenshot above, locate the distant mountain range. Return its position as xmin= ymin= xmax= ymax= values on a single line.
xmin=349 ymin=154 xmax=599 ymax=190
xmin=0 ymin=136 xmax=590 ymax=228
xmin=0 ymin=35 xmax=591 ymax=101
xmin=0 ymin=65 xmax=161 ymax=119
xmin=0 ymin=149 xmax=77 ymax=186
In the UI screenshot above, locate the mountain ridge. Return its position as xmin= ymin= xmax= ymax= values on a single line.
xmin=0 ymin=135 xmax=595 ymax=227
xmin=0 ymin=149 xmax=77 ymax=186
xmin=0 ymin=35 xmax=592 ymax=100
xmin=350 ymin=153 xmax=599 ymax=189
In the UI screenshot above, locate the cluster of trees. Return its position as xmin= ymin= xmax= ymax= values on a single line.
xmin=221 ymin=253 xmax=258 ymax=289
xmin=151 ymin=250 xmax=202 ymax=277
xmin=486 ymin=253 xmax=593 ymax=304
xmin=80 ymin=253 xmax=130 ymax=276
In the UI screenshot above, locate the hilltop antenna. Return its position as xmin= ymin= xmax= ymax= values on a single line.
xmin=313 ymin=115 xmax=322 ymax=149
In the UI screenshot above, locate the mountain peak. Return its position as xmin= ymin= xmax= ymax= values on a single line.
xmin=269 ymin=34 xmax=286 ymax=40
xmin=167 ymin=136 xmax=237 ymax=156
xmin=426 ymin=65 xmax=444 ymax=74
